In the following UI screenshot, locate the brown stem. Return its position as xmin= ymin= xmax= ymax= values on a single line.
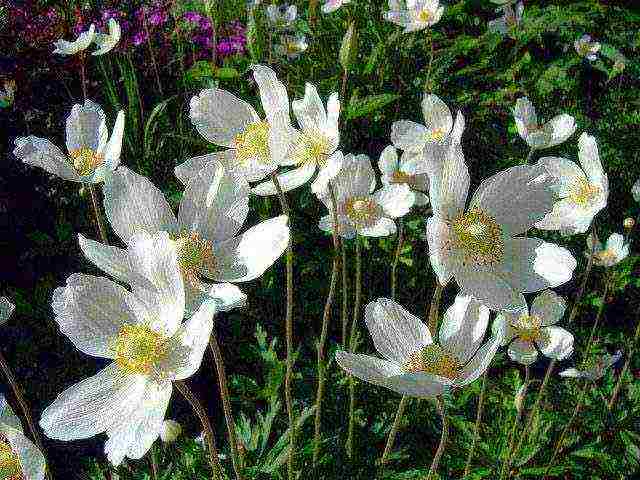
xmin=380 ymin=395 xmax=408 ymax=466
xmin=500 ymin=366 xmax=530 ymax=480
xmin=567 ymin=226 xmax=597 ymax=325
xmin=425 ymin=396 xmax=448 ymax=480
xmin=143 ymin=17 xmax=164 ymax=96
xmin=150 ymin=446 xmax=159 ymax=480
xmin=346 ymin=235 xmax=362 ymax=459
xmin=341 ymin=241 xmax=349 ymax=347
xmin=608 ymin=312 xmax=640 ymax=410
xmin=340 ymin=69 xmax=349 ymax=106
xmin=208 ymin=331 xmax=244 ymax=480
xmin=464 ymin=371 xmax=487 ymax=476
xmin=88 ymin=184 xmax=109 ymax=244
xmin=270 ymin=173 xmax=296 ymax=480
xmin=391 ymin=219 xmax=404 ymax=301
xmin=175 ymin=381 xmax=223 ymax=480
xmin=428 ymin=282 xmax=443 ymax=335
xmin=79 ymin=53 xmax=88 ymax=101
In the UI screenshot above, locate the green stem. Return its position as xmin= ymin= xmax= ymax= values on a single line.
xmin=88 ymin=184 xmax=109 ymax=245
xmin=500 ymin=366 xmax=530 ymax=480
xmin=379 ymin=395 xmax=408 ymax=466
xmin=425 ymin=396 xmax=448 ymax=480
xmin=346 ymin=235 xmax=362 ymax=459
xmin=424 ymin=30 xmax=435 ymax=93
xmin=428 ymin=282 xmax=443 ymax=335
xmin=341 ymin=241 xmax=349 ymax=347
xmin=464 ymin=371 xmax=487 ymax=476
xmin=567 ymin=226 xmax=597 ymax=325
xmin=584 ymin=272 xmax=612 ymax=358
xmin=391 ymin=219 xmax=404 ymax=301
xmin=608 ymin=311 xmax=640 ymax=410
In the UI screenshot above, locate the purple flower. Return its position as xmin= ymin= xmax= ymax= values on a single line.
xmin=216 ymin=41 xmax=232 ymax=56
xmin=132 ymin=30 xmax=149 ymax=46
xmin=183 ymin=11 xmax=203 ymax=23
xmin=199 ymin=17 xmax=212 ymax=30
xmin=149 ymin=10 xmax=168 ymax=26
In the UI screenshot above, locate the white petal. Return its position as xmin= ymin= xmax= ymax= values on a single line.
xmin=382 ymin=373 xmax=450 ymax=398
xmin=202 ymin=283 xmax=247 ymax=312
xmin=538 ymin=326 xmax=574 ymax=360
xmin=359 ymin=217 xmax=397 ymax=237
xmin=373 ymin=184 xmax=414 ymax=218
xmin=102 ymin=110 xmax=125 ymax=171
xmin=508 ymin=339 xmax=538 ymax=365
xmin=0 ymin=395 xmax=22 ymax=431
xmin=190 ymin=88 xmax=259 ymax=147
xmin=544 ymin=114 xmax=576 ymax=147
xmin=3 ymin=426 xmax=46 ymax=480
xmin=456 ymin=267 xmax=527 ymax=312
xmin=456 ymin=334 xmax=501 ymax=386
xmin=13 ymin=136 xmax=80 ymax=182
xmin=292 ymin=83 xmax=327 ymax=135
xmin=531 ymin=290 xmax=566 ymax=326
xmin=52 ymin=24 xmax=95 ymax=55
xmin=318 ymin=214 xmax=356 ymax=239
xmin=425 ymin=216 xmax=454 ymax=286
xmin=513 ymin=97 xmax=537 ymax=141
xmin=536 ymin=156 xmax=587 ymax=197
xmin=330 ymin=153 xmax=376 ymax=203
xmin=178 ymin=161 xmax=250 ymax=242
xmin=251 ymin=163 xmax=316 ymax=196
xmin=311 ymin=151 xmax=343 ymax=196
xmin=92 ymin=18 xmax=121 ymax=56
xmin=378 ymin=145 xmax=399 ymax=177
xmin=66 ymin=100 xmax=108 ymax=154
xmin=175 ymin=153 xmax=221 ymax=186
xmin=422 ymin=94 xmax=453 ymax=138
xmin=40 ymin=364 xmax=147 ymax=441
xmin=212 ymin=215 xmax=290 ymax=282
xmin=440 ymin=295 xmax=490 ymax=364
xmin=390 ymin=120 xmax=428 ymax=152
xmin=103 ymin=166 xmax=178 ymax=244
xmin=0 ymin=297 xmax=15 ymax=326
xmin=534 ymin=197 xmax=588 ymax=232
xmin=578 ymin=133 xmax=607 ymax=191
xmin=335 ymin=351 xmax=403 ymax=386
xmin=558 ymin=368 xmax=582 ymax=379
xmin=364 ymin=298 xmax=432 ymax=365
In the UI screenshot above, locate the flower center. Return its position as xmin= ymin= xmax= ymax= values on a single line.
xmin=451 ymin=208 xmax=504 ymax=266
xmin=291 ymin=131 xmax=331 ymax=167
xmin=569 ymin=179 xmax=601 ymax=208
xmin=342 ymin=196 xmax=380 ymax=228
xmin=593 ymin=249 xmax=617 ymax=266
xmin=0 ymin=437 xmax=21 ymax=480
xmin=233 ymin=121 xmax=271 ymax=166
xmin=115 ymin=324 xmax=167 ymax=375
xmin=404 ymin=344 xmax=462 ymax=380
xmin=69 ymin=146 xmax=104 ymax=176
xmin=426 ymin=127 xmax=446 ymax=142
xmin=390 ymin=170 xmax=416 ymax=185
xmin=173 ymin=232 xmax=216 ymax=285
xmin=511 ymin=314 xmax=548 ymax=344
xmin=286 ymin=40 xmax=301 ymax=54
xmin=417 ymin=8 xmax=433 ymax=23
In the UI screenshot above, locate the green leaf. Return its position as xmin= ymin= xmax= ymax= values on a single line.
xmin=345 ymin=93 xmax=401 ymax=120
xmin=339 ymin=21 xmax=359 ymax=72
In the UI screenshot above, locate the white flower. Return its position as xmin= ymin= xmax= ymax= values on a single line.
xmin=513 ymin=97 xmax=576 ymax=150
xmin=494 ymin=290 xmax=574 ymax=365
xmin=317 ymin=153 xmax=414 ymax=238
xmin=426 ymin=113 xmax=576 ymax=311
xmin=488 ymin=1 xmax=523 ymax=37
xmin=53 ymin=24 xmax=96 ymax=55
xmin=13 ymin=100 xmax=125 ymax=184
xmin=0 ymin=396 xmax=46 ymax=480
xmin=266 ymin=4 xmax=297 ymax=28
xmin=0 ymin=297 xmax=15 ymax=326
xmin=274 ymin=33 xmax=309 ymax=59
xmin=586 ymin=232 xmax=629 ymax=267
xmin=252 ymin=82 xmax=341 ymax=196
xmin=535 ymin=133 xmax=608 ymax=234
xmin=178 ymin=65 xmax=294 ymax=186
xmin=93 ymin=18 xmax=121 ymax=56
xmin=378 ymin=145 xmax=429 ymax=207
xmin=574 ymin=34 xmax=600 ymax=61
xmin=322 ymin=0 xmax=351 ymax=13
xmin=559 ymin=350 xmax=622 ymax=381
xmin=159 ymin=420 xmax=182 ymax=443
xmin=385 ymin=0 xmax=444 ymax=33
xmin=40 ymin=232 xmax=215 ymax=466
xmin=336 ymin=296 xmax=501 ymax=397
xmin=95 ymin=161 xmax=289 ymax=313
xmin=632 ymin=178 xmax=640 ymax=203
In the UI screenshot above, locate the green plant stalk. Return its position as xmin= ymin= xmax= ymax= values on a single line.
xmin=204 ymin=0 xmax=217 ymax=67
xmin=143 ymin=16 xmax=164 ymax=96
xmin=391 ymin=218 xmax=404 ymax=301
xmin=379 ymin=395 xmax=408 ymax=466
xmin=342 ymin=241 xmax=349 ymax=347
xmin=608 ymin=310 xmax=640 ymax=410
xmin=270 ymin=174 xmax=296 ymax=480
xmin=309 ymin=0 xmax=319 ymax=25
xmin=150 ymin=445 xmax=159 ymax=480
xmin=583 ymin=271 xmax=612 ymax=357
xmin=313 ymin=184 xmax=340 ymax=465
xmin=209 ymin=330 xmax=244 ymax=480
xmin=426 ymin=396 xmax=448 ymax=480
xmin=424 ymin=30 xmax=435 ymax=92
xmin=464 ymin=371 xmax=488 ymax=476
xmin=567 ymin=226 xmax=597 ymax=325
xmin=500 ymin=366 xmax=530 ymax=480
xmin=346 ymin=235 xmax=362 ymax=459
xmin=88 ymin=185 xmax=109 ymax=245
xmin=175 ymin=381 xmax=223 ymax=480
xmin=79 ymin=52 xmax=88 ymax=101
xmin=428 ymin=282 xmax=443 ymax=335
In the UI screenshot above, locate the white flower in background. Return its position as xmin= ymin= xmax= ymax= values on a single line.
xmin=13 ymin=100 xmax=124 ymax=184
xmin=266 ymin=4 xmax=297 ymax=29
xmin=92 ymin=162 xmax=288 ymax=313
xmin=0 ymin=297 xmax=15 ymax=326
xmin=159 ymin=420 xmax=182 ymax=443
xmin=586 ymin=232 xmax=629 ymax=267
xmin=178 ymin=65 xmax=294 ymax=186
xmin=336 ymin=296 xmax=501 ymax=397
xmin=574 ymin=34 xmax=600 ymax=61
xmin=53 ymin=24 xmax=96 ymax=55
xmin=559 ymin=350 xmax=622 ymax=381
xmin=385 ymin=0 xmax=444 ymax=33
xmin=93 ymin=18 xmax=121 ymax=56
xmin=322 ymin=0 xmax=351 ymax=13
xmin=275 ymin=33 xmax=309 ymax=60
xmin=513 ymin=97 xmax=576 ymax=150
xmin=40 ymin=232 xmax=215 ymax=466
xmin=494 ymin=290 xmax=573 ymax=365
xmin=253 ymin=82 xmax=341 ymax=195
xmin=0 ymin=396 xmax=46 ymax=480
xmin=535 ymin=133 xmax=608 ymax=234
xmin=426 ymin=112 xmax=576 ymax=311
xmin=317 ymin=153 xmax=414 ymax=238
xmin=632 ymin=178 xmax=640 ymax=203
xmin=488 ymin=1 xmax=523 ymax=37
xmin=378 ymin=145 xmax=429 ymax=207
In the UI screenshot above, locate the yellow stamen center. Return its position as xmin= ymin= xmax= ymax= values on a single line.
xmin=404 ymin=344 xmax=462 ymax=380
xmin=342 ymin=196 xmax=380 ymax=228
xmin=173 ymin=232 xmax=216 ymax=286
xmin=569 ymin=179 xmax=601 ymax=208
xmin=417 ymin=9 xmax=434 ymax=23
xmin=427 ymin=127 xmax=446 ymax=142
xmin=115 ymin=324 xmax=167 ymax=375
xmin=511 ymin=314 xmax=548 ymax=344
xmin=593 ymin=249 xmax=617 ymax=266
xmin=233 ymin=121 xmax=271 ymax=167
xmin=291 ymin=132 xmax=331 ymax=167
xmin=69 ymin=146 xmax=104 ymax=176
xmin=390 ymin=170 xmax=416 ymax=185
xmin=0 ymin=438 xmax=21 ymax=480
xmin=451 ymin=208 xmax=504 ymax=266
xmin=285 ymin=40 xmax=302 ymax=54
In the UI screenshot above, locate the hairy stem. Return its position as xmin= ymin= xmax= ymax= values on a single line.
xmin=88 ymin=185 xmax=109 ymax=244
xmin=380 ymin=395 xmax=408 ymax=466
xmin=341 ymin=241 xmax=349 ymax=347
xmin=608 ymin=311 xmax=640 ymax=410
xmin=500 ymin=366 xmax=530 ymax=480
xmin=464 ymin=371 xmax=488 ymax=476
xmin=584 ymin=272 xmax=612 ymax=357
xmin=424 ymin=31 xmax=435 ymax=92
xmin=426 ymin=396 xmax=448 ymax=480
xmin=568 ymin=226 xmax=597 ymax=325
xmin=391 ymin=219 xmax=404 ymax=301
xmin=428 ymin=282 xmax=443 ymax=335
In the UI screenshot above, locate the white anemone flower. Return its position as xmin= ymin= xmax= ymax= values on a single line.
xmin=13 ymin=100 xmax=124 ymax=184
xmin=378 ymin=145 xmax=429 ymax=207
xmin=317 ymin=153 xmax=414 ymax=238
xmin=266 ymin=4 xmax=297 ymax=28
xmin=274 ymin=34 xmax=309 ymax=59
xmin=632 ymin=178 xmax=640 ymax=203
xmin=53 ymin=24 xmax=96 ymax=55
xmin=0 ymin=396 xmax=46 ymax=480
xmin=535 ymin=133 xmax=608 ymax=234
xmin=177 ymin=65 xmax=294 ymax=186
xmin=574 ymin=34 xmax=600 ymax=61
xmin=40 ymin=232 xmax=216 ymax=466
xmin=513 ymin=97 xmax=576 ymax=150
xmin=426 ymin=112 xmax=576 ymax=311
xmin=92 ymin=162 xmax=289 ymax=313
xmin=493 ymin=290 xmax=574 ymax=365
xmin=559 ymin=350 xmax=622 ymax=381
xmin=488 ymin=1 xmax=523 ymax=37
xmin=253 ymin=82 xmax=341 ymax=195
xmin=586 ymin=232 xmax=629 ymax=267
xmin=0 ymin=297 xmax=15 ymax=326
xmin=385 ymin=0 xmax=444 ymax=33
xmin=322 ymin=0 xmax=351 ymax=13
xmin=93 ymin=18 xmax=121 ymax=56
xmin=336 ymin=296 xmax=501 ymax=397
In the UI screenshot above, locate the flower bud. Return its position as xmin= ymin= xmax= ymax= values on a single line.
xmin=624 ymin=217 xmax=635 ymax=230
xmin=514 ymin=383 xmax=527 ymax=414
xmin=632 ymin=178 xmax=640 ymax=203
xmin=159 ymin=419 xmax=182 ymax=443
